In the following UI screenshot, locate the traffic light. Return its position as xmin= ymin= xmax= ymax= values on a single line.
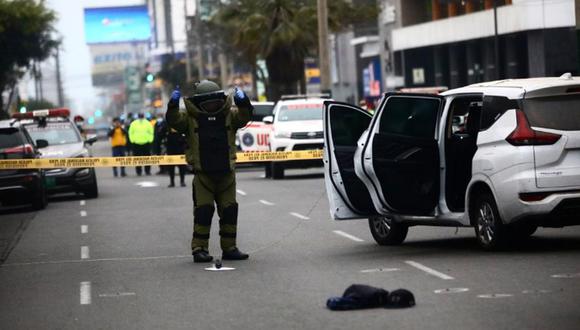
xmin=146 ymin=73 xmax=155 ymax=83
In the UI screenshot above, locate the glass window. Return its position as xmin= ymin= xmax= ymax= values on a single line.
xmin=330 ymin=106 xmax=372 ymax=147
xmin=481 ymin=96 xmax=520 ymax=131
xmin=25 ymin=122 xmax=81 ymax=145
xmin=0 ymin=128 xmax=24 ymax=149
xmin=378 ymin=96 xmax=440 ymax=139
xmin=524 ymin=95 xmax=580 ymax=131
xmin=277 ymin=104 xmax=323 ymax=122
xmin=252 ymin=104 xmax=274 ymax=121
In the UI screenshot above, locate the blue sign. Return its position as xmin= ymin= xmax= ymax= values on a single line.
xmin=84 ymin=6 xmax=151 ymax=44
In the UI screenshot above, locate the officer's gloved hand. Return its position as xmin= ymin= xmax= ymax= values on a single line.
xmin=233 ymin=87 xmax=251 ymax=108
xmin=170 ymin=87 xmax=181 ymax=105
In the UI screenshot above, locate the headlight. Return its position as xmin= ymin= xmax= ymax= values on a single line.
xmin=274 ymin=131 xmax=292 ymax=138
xmin=76 ymin=168 xmax=91 ymax=176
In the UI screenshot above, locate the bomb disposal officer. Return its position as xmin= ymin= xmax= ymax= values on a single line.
xmin=166 ymin=81 xmax=253 ymax=263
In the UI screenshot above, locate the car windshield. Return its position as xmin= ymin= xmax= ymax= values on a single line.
xmin=0 ymin=128 xmax=24 ymax=149
xmin=277 ymin=104 xmax=322 ymax=122
xmin=524 ymin=95 xmax=580 ymax=131
xmin=25 ymin=122 xmax=81 ymax=145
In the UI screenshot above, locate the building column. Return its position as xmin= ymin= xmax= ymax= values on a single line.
xmin=432 ymin=0 xmax=442 ymax=20
xmin=448 ymin=1 xmax=459 ymax=17
xmin=483 ymin=38 xmax=499 ymax=80
xmin=464 ymin=0 xmax=476 ymax=13
xmin=484 ymin=0 xmax=494 ymax=10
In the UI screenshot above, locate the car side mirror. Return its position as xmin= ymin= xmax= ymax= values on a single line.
xmin=85 ymin=135 xmax=98 ymax=145
xmin=262 ymin=116 xmax=274 ymax=124
xmin=36 ymin=139 xmax=49 ymax=149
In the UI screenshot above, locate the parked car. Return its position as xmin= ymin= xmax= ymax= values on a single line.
xmin=237 ymin=101 xmax=275 ymax=152
xmin=324 ymin=74 xmax=580 ymax=250
xmin=264 ymin=95 xmax=329 ymax=179
xmin=14 ymin=109 xmax=99 ymax=198
xmin=0 ymin=119 xmax=48 ymax=210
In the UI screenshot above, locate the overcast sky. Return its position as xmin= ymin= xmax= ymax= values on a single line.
xmin=47 ymin=0 xmax=144 ymax=115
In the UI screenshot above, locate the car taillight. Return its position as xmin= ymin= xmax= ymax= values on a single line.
xmin=506 ymin=110 xmax=561 ymax=146
xmin=519 ymin=192 xmax=552 ymax=202
xmin=1 ymin=144 xmax=34 ymax=154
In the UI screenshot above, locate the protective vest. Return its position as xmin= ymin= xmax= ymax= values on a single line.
xmin=196 ymin=111 xmax=230 ymax=173
xmin=129 ymin=119 xmax=154 ymax=145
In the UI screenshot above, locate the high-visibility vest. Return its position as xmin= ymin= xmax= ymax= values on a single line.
xmin=129 ymin=119 xmax=154 ymax=145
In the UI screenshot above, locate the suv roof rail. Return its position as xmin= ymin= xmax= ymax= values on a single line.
xmin=280 ymin=93 xmax=331 ymax=100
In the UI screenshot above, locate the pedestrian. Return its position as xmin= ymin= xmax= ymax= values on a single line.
xmin=108 ymin=117 xmax=127 ymax=177
xmin=129 ymin=113 xmax=154 ymax=176
xmin=166 ymin=80 xmax=253 ymax=263
xmin=164 ymin=127 xmax=187 ymax=187
xmin=153 ymin=113 xmax=168 ymax=175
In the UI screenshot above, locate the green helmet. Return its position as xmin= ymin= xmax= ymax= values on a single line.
xmin=194 ymin=80 xmax=223 ymax=96
xmin=192 ymin=80 xmax=226 ymax=113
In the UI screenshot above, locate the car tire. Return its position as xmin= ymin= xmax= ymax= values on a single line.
xmin=473 ymin=192 xmax=508 ymax=250
xmin=264 ymin=162 xmax=272 ymax=178
xmin=31 ymin=180 xmax=48 ymax=210
xmin=271 ymin=162 xmax=285 ymax=180
xmin=84 ymin=172 xmax=99 ymax=199
xmin=368 ymin=216 xmax=408 ymax=246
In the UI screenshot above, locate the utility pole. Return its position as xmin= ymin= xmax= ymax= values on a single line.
xmin=184 ymin=0 xmax=192 ymax=83
xmin=317 ymin=0 xmax=331 ymax=92
xmin=493 ymin=0 xmax=500 ymax=80
xmin=55 ymin=47 xmax=64 ymax=107
xmin=195 ymin=0 xmax=205 ymax=80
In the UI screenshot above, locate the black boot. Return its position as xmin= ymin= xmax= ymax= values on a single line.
xmin=222 ymin=247 xmax=249 ymax=260
xmin=193 ymin=249 xmax=213 ymax=263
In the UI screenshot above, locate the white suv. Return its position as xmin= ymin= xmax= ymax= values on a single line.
xmin=324 ymin=75 xmax=580 ymax=250
xmin=264 ymin=96 xmax=328 ymax=179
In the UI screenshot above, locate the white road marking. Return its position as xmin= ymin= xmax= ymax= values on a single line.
xmin=522 ymin=289 xmax=552 ymax=294
xmin=360 ymin=268 xmax=400 ymax=273
xmin=477 ymin=293 xmax=513 ymax=299
xmin=80 ymin=282 xmax=91 ymax=305
xmin=290 ymin=212 xmax=310 ymax=220
xmin=80 ymin=210 xmax=87 ymax=217
xmin=236 ymin=189 xmax=247 ymax=196
xmin=551 ymin=273 xmax=580 ymax=279
xmin=405 ymin=260 xmax=455 ymax=280
xmin=259 ymin=200 xmax=275 ymax=206
xmin=3 ymin=255 xmax=193 ymax=267
xmin=136 ymin=181 xmax=159 ymax=188
xmin=98 ymin=292 xmax=136 ymax=298
xmin=333 ymin=230 xmax=364 ymax=242
xmin=81 ymin=225 xmax=88 ymax=234
xmin=205 ymin=266 xmax=236 ymax=271
xmin=80 ymin=200 xmax=86 ymax=206
xmin=434 ymin=288 xmax=470 ymax=294
xmin=81 ymin=246 xmax=90 ymax=260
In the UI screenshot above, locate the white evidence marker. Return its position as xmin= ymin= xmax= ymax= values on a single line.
xmin=80 ymin=200 xmax=86 ymax=206
xmin=236 ymin=189 xmax=247 ymax=196
xmin=333 ymin=230 xmax=364 ymax=242
xmin=80 ymin=282 xmax=91 ymax=305
xmin=259 ymin=200 xmax=275 ymax=206
xmin=81 ymin=246 xmax=90 ymax=260
xmin=405 ymin=260 xmax=455 ymax=280
xmin=81 ymin=225 xmax=88 ymax=234
xmin=136 ymin=181 xmax=159 ymax=188
xmin=80 ymin=211 xmax=87 ymax=217
xmin=290 ymin=212 xmax=310 ymax=220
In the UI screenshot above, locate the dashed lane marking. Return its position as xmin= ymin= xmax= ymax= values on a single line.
xmin=551 ymin=273 xmax=580 ymax=279
xmin=236 ymin=189 xmax=247 ymax=196
xmin=81 ymin=225 xmax=88 ymax=234
xmin=360 ymin=268 xmax=400 ymax=273
xmin=80 ymin=282 xmax=91 ymax=305
xmin=259 ymin=200 xmax=275 ymax=206
xmin=81 ymin=246 xmax=90 ymax=260
xmin=477 ymin=293 xmax=513 ymax=299
xmin=80 ymin=210 xmax=87 ymax=217
xmin=136 ymin=181 xmax=159 ymax=188
xmin=434 ymin=288 xmax=470 ymax=294
xmin=98 ymin=292 xmax=136 ymax=298
xmin=405 ymin=260 xmax=455 ymax=280
xmin=290 ymin=212 xmax=310 ymax=220
xmin=333 ymin=230 xmax=364 ymax=242
xmin=80 ymin=200 xmax=86 ymax=206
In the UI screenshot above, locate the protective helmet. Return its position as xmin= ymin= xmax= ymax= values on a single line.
xmin=190 ymin=80 xmax=227 ymax=113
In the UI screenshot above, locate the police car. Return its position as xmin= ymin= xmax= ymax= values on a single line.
xmin=14 ymin=109 xmax=99 ymax=198
xmin=236 ymin=102 xmax=275 ymax=152
xmin=264 ymin=95 xmax=329 ymax=179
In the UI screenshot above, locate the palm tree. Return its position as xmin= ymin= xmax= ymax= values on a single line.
xmin=214 ymin=0 xmax=376 ymax=100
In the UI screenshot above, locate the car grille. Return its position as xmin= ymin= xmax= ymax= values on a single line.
xmin=291 ymin=131 xmax=323 ymax=139
xmin=293 ymin=144 xmax=323 ymax=151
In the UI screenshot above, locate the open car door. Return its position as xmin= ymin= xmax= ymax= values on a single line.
xmin=357 ymin=94 xmax=444 ymax=216
xmin=323 ymin=101 xmax=377 ymax=220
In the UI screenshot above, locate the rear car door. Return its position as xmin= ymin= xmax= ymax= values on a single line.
xmin=523 ymin=93 xmax=580 ymax=188
xmin=358 ymin=94 xmax=444 ymax=215
xmin=323 ymin=101 xmax=377 ymax=219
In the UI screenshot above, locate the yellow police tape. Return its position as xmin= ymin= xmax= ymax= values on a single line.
xmin=0 ymin=150 xmax=324 ymax=170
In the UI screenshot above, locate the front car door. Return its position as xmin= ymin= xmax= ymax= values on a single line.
xmin=357 ymin=94 xmax=444 ymax=216
xmin=323 ymin=101 xmax=377 ymax=220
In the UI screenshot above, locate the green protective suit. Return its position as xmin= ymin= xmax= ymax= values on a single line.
xmin=166 ymin=93 xmax=252 ymax=252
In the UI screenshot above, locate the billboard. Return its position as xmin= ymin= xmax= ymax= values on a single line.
xmin=84 ymin=6 xmax=151 ymax=44
xmin=88 ymin=43 xmax=148 ymax=87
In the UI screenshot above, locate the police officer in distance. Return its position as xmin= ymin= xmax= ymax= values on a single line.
xmin=166 ymin=81 xmax=253 ymax=263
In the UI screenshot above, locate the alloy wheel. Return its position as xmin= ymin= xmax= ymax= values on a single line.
xmin=477 ymin=202 xmax=495 ymax=245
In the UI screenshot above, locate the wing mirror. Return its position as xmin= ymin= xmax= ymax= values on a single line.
xmin=36 ymin=139 xmax=49 ymax=149
xmin=85 ymin=134 xmax=98 ymax=145
xmin=262 ymin=116 xmax=274 ymax=124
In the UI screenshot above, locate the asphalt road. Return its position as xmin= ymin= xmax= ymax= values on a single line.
xmin=1 ymin=141 xmax=579 ymax=330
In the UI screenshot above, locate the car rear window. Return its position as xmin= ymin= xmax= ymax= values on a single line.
xmin=378 ymin=96 xmax=441 ymax=139
xmin=252 ymin=104 xmax=274 ymax=121
xmin=524 ymin=95 xmax=580 ymax=131
xmin=0 ymin=128 xmax=24 ymax=149
xmin=277 ymin=104 xmax=323 ymax=122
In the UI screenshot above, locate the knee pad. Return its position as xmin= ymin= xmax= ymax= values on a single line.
xmin=220 ymin=203 xmax=238 ymax=226
xmin=194 ymin=205 xmax=215 ymax=226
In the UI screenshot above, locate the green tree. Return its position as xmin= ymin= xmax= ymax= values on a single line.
xmin=214 ymin=0 xmax=377 ymax=100
xmin=0 ymin=0 xmax=59 ymax=118
xmin=22 ymin=98 xmax=56 ymax=111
